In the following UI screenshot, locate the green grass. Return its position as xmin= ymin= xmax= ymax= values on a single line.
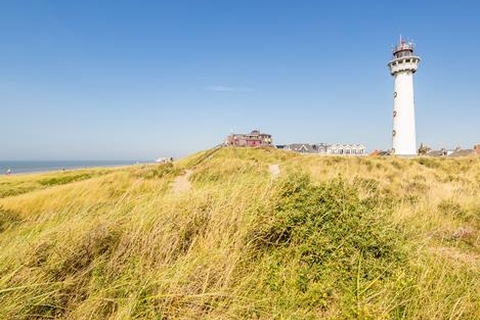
xmin=0 ymin=168 xmax=116 ymax=199
xmin=0 ymin=148 xmax=479 ymax=319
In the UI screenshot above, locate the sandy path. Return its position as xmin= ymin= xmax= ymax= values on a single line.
xmin=269 ymin=164 xmax=280 ymax=178
xmin=172 ymin=170 xmax=193 ymax=194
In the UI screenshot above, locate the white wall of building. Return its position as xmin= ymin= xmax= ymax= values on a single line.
xmin=393 ymin=71 xmax=417 ymax=155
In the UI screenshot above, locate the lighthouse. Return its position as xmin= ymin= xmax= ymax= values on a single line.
xmin=387 ymin=37 xmax=421 ymax=156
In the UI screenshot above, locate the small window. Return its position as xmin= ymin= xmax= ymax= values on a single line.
xmin=394 ymin=92 xmax=397 ymax=98
xmin=392 ymin=130 xmax=396 ymax=137
xmin=393 ymin=110 xmax=397 ymax=117
xmin=406 ymin=59 xmax=411 ymax=63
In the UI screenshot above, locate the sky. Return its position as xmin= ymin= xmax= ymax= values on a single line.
xmin=1 ymin=0 xmax=479 ymax=160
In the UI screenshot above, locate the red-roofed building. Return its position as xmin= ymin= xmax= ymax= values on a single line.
xmin=225 ymin=130 xmax=273 ymax=147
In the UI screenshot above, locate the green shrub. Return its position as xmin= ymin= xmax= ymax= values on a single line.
xmin=0 ymin=186 xmax=37 ymax=198
xmin=39 ymin=173 xmax=94 ymax=186
xmin=248 ymin=174 xmax=407 ymax=317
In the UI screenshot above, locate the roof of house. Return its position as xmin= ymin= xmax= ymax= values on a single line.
xmin=425 ymin=150 xmax=444 ymax=157
xmin=449 ymin=149 xmax=475 ymax=157
xmin=230 ymin=130 xmax=271 ymax=138
xmin=329 ymin=143 xmax=366 ymax=149
xmin=425 ymin=148 xmax=475 ymax=157
xmin=287 ymin=143 xmax=315 ymax=153
xmin=285 ymin=143 xmax=366 ymax=153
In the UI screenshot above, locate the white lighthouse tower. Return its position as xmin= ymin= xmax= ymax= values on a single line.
xmin=387 ymin=37 xmax=421 ymax=156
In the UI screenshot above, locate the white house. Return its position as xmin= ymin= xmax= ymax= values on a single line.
xmin=327 ymin=144 xmax=366 ymax=155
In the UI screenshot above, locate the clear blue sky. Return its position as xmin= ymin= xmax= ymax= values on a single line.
xmin=1 ymin=0 xmax=479 ymax=160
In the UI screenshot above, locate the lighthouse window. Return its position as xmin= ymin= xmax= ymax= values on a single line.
xmin=406 ymin=59 xmax=411 ymax=63
xmin=393 ymin=110 xmax=397 ymax=117
xmin=392 ymin=130 xmax=396 ymax=137
xmin=394 ymin=92 xmax=397 ymax=98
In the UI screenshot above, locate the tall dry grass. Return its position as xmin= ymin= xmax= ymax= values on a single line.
xmin=0 ymin=149 xmax=479 ymax=319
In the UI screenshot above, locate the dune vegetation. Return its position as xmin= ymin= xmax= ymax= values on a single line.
xmin=1 ymin=147 xmax=479 ymax=319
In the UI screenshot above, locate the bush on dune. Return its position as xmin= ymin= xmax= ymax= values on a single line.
xmin=245 ymin=174 xmax=408 ymax=318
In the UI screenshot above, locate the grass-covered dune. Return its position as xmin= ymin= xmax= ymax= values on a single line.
xmin=1 ymin=148 xmax=480 ymax=319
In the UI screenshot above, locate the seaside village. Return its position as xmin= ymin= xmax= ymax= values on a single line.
xmin=5 ymin=37 xmax=480 ymax=176
xmin=181 ymin=38 xmax=480 ymax=160
xmin=221 ymin=39 xmax=480 ymax=158
xmin=144 ymin=40 xmax=480 ymax=162
xmin=224 ymin=129 xmax=480 ymax=157
xmin=225 ymin=130 xmax=366 ymax=155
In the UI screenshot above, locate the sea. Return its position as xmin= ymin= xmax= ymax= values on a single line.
xmin=0 ymin=160 xmax=154 ymax=175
